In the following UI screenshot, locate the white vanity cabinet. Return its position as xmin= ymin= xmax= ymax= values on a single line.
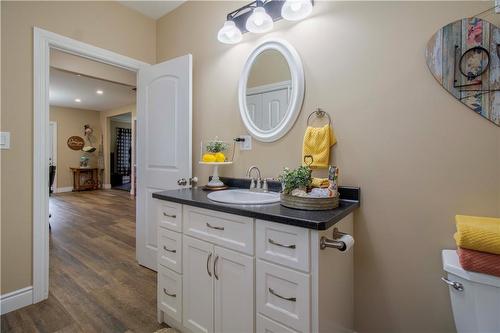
xmin=182 ymin=235 xmax=254 ymax=333
xmin=156 ymin=199 xmax=355 ymax=333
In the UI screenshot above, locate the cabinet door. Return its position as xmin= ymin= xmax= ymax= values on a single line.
xmin=183 ymin=235 xmax=214 ymax=333
xmin=214 ymin=246 xmax=254 ymax=333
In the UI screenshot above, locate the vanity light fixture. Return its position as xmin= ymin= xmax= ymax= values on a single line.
xmin=246 ymin=2 xmax=274 ymax=33
xmin=217 ymin=20 xmax=242 ymax=44
xmin=218 ymin=0 xmax=313 ymax=44
xmin=281 ymin=0 xmax=313 ymax=21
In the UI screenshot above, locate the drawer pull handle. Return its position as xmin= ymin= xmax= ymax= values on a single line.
xmin=441 ymin=277 xmax=464 ymax=291
xmin=214 ymin=255 xmax=219 ymax=280
xmin=206 ymin=223 xmax=224 ymax=231
xmin=163 ymin=288 xmax=176 ymax=297
xmin=207 ymin=252 xmax=213 ymax=277
xmin=269 ymin=288 xmax=296 ymax=302
xmin=163 ymin=212 xmax=177 ymax=218
xmin=268 ymin=238 xmax=296 ymax=249
xmin=163 ymin=246 xmax=176 ymax=253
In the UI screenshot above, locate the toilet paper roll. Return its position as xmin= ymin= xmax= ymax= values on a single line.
xmin=338 ymin=234 xmax=355 ymax=252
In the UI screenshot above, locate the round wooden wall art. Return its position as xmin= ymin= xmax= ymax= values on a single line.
xmin=67 ymin=136 xmax=85 ymax=150
xmin=426 ymin=17 xmax=500 ymax=126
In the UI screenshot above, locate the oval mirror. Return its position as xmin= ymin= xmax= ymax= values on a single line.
xmin=239 ymin=39 xmax=304 ymax=142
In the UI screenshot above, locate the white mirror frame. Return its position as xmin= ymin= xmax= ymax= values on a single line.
xmin=238 ymin=38 xmax=305 ymax=142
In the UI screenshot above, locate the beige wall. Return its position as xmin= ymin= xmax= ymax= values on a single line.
xmin=1 ymin=1 xmax=155 ymax=294
xmin=99 ymin=104 xmax=136 ymax=186
xmin=49 ymin=106 xmax=102 ymax=189
xmin=247 ymin=50 xmax=291 ymax=88
xmin=157 ymin=2 xmax=500 ymax=332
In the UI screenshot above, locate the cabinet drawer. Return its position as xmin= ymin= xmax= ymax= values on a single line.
xmin=158 ymin=228 xmax=182 ymax=273
xmin=158 ymin=265 xmax=182 ymax=324
xmin=257 ymin=260 xmax=310 ymax=333
xmin=256 ymin=220 xmax=310 ymax=272
xmin=183 ymin=205 xmax=254 ymax=255
xmin=157 ymin=201 xmax=182 ymax=232
xmin=257 ymin=314 xmax=298 ymax=333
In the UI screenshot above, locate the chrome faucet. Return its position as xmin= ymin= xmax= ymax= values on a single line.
xmin=246 ymin=166 xmax=268 ymax=192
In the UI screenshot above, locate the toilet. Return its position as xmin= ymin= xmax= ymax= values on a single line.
xmin=442 ymin=250 xmax=500 ymax=333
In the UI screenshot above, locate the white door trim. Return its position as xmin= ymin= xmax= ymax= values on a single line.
xmin=33 ymin=27 xmax=149 ymax=304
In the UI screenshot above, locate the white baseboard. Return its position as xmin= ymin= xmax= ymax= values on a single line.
xmin=0 ymin=286 xmax=33 ymax=315
xmin=103 ymin=183 xmax=111 ymax=189
xmin=54 ymin=186 xmax=73 ymax=193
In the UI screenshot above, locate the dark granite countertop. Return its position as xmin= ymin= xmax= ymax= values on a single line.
xmin=152 ymin=179 xmax=360 ymax=230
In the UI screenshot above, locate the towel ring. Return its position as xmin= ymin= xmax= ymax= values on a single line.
xmin=307 ymin=108 xmax=331 ymax=126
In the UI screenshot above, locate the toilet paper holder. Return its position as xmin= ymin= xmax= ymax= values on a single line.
xmin=320 ymin=228 xmax=352 ymax=251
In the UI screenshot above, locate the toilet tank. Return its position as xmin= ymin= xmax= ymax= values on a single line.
xmin=442 ymin=250 xmax=500 ymax=333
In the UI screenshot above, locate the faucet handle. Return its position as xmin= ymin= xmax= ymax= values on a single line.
xmin=250 ymin=178 xmax=256 ymax=189
xmin=189 ymin=176 xmax=198 ymax=188
xmin=262 ymin=178 xmax=268 ymax=191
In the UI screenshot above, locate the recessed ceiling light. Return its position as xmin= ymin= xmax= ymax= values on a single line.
xmin=96 ymin=90 xmax=104 ymax=95
xmin=74 ymin=98 xmax=81 ymax=103
xmin=76 ymin=74 xmax=82 ymax=77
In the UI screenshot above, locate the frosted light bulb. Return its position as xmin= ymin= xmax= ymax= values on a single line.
xmin=282 ymin=0 xmax=313 ymax=21
xmin=217 ymin=20 xmax=242 ymax=44
xmin=246 ymin=7 xmax=273 ymax=33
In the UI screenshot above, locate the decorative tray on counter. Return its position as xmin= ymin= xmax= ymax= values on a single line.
xmin=280 ymin=193 xmax=339 ymax=211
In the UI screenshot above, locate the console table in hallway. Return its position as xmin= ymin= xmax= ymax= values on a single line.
xmin=70 ymin=167 xmax=99 ymax=191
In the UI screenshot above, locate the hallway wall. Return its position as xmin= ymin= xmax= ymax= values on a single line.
xmin=49 ymin=106 xmax=102 ymax=189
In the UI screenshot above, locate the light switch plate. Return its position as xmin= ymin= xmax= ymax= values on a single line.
xmin=0 ymin=132 xmax=11 ymax=149
xmin=239 ymin=135 xmax=252 ymax=151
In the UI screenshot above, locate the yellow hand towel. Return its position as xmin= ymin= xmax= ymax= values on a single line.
xmin=302 ymin=124 xmax=337 ymax=168
xmin=454 ymin=215 xmax=500 ymax=255
xmin=311 ymin=177 xmax=330 ymax=188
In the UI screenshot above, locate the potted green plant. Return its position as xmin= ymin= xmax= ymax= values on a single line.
xmin=278 ymin=166 xmax=312 ymax=195
xmin=278 ymin=165 xmax=339 ymax=210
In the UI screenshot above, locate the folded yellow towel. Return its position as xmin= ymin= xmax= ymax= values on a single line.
xmin=311 ymin=177 xmax=330 ymax=188
xmin=303 ymin=124 xmax=337 ymax=168
xmin=454 ymin=215 xmax=500 ymax=255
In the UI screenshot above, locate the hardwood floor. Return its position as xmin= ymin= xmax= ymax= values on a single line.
xmin=1 ymin=190 xmax=167 ymax=333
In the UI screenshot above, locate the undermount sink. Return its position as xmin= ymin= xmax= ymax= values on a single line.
xmin=207 ymin=189 xmax=280 ymax=205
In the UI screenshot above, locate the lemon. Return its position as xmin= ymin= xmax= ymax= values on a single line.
xmin=202 ymin=153 xmax=216 ymax=163
xmin=215 ymin=152 xmax=226 ymax=162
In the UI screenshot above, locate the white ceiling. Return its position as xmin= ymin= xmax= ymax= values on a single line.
xmin=49 ymin=68 xmax=136 ymax=111
xmin=118 ymin=1 xmax=186 ymax=20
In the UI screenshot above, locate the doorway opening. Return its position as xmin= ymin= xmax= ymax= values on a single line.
xmin=38 ymin=48 xmax=165 ymax=330
xmin=33 ymin=28 xmax=192 ymax=317
xmin=108 ymin=112 xmax=135 ymax=193
xmin=32 ymin=27 xmax=154 ymax=320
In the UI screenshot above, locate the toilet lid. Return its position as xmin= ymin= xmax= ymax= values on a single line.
xmin=442 ymin=250 xmax=500 ymax=288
